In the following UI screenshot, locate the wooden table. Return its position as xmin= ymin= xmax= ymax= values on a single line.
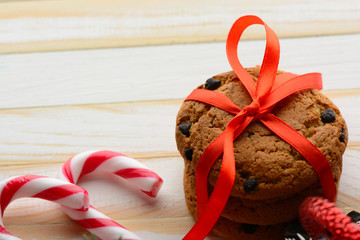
xmin=0 ymin=1 xmax=359 ymax=239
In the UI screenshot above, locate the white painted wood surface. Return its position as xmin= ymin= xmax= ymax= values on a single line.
xmin=0 ymin=91 xmax=359 ymax=164
xmin=1 ymin=34 xmax=359 ymax=109
xmin=0 ymin=0 xmax=359 ymax=53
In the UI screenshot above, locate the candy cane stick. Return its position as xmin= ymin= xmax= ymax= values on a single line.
xmin=0 ymin=175 xmax=89 ymax=240
xmin=59 ymin=150 xmax=163 ymax=240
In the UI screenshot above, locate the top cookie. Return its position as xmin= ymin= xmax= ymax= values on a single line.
xmin=176 ymin=67 xmax=347 ymax=200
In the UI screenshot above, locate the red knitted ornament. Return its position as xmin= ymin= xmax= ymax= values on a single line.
xmin=300 ymin=197 xmax=360 ymax=240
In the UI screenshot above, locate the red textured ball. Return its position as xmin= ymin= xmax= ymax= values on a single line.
xmin=299 ymin=197 xmax=360 ymax=240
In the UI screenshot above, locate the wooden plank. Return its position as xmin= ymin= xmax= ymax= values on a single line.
xmin=6 ymin=217 xmax=197 ymax=240
xmin=0 ymin=90 xmax=359 ymax=164
xmin=0 ymin=0 xmax=359 ymax=53
xmin=1 ymin=34 xmax=359 ymax=109
xmin=337 ymin=148 xmax=360 ymax=210
xmin=0 ymin=100 xmax=180 ymax=163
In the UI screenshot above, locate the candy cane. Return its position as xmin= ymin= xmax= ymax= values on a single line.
xmin=0 ymin=175 xmax=89 ymax=240
xmin=59 ymin=150 xmax=163 ymax=240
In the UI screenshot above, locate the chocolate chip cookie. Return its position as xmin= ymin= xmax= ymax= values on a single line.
xmin=176 ymin=67 xmax=347 ymax=200
xmin=176 ymin=67 xmax=347 ymax=239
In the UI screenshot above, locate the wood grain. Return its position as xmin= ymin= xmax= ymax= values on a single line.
xmin=5 ymin=217 xmax=199 ymax=240
xmin=0 ymin=0 xmax=359 ymax=53
xmin=1 ymin=34 xmax=359 ymax=109
xmin=0 ymin=89 xmax=359 ymax=164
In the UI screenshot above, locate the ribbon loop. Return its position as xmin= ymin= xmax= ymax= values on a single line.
xmin=226 ymin=15 xmax=280 ymax=101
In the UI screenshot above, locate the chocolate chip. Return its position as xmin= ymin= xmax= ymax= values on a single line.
xmin=184 ymin=149 xmax=193 ymax=161
xmin=320 ymin=109 xmax=336 ymax=123
xmin=339 ymin=128 xmax=346 ymax=143
xmin=244 ymin=178 xmax=258 ymax=193
xmin=205 ymin=78 xmax=221 ymax=90
xmin=248 ymin=132 xmax=254 ymax=138
xmin=178 ymin=123 xmax=192 ymax=137
xmin=241 ymin=223 xmax=258 ymax=234
xmin=347 ymin=211 xmax=360 ymax=224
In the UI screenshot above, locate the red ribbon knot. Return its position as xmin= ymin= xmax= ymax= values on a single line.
xmin=183 ymin=15 xmax=337 ymax=240
xmin=243 ymin=99 xmax=260 ymax=117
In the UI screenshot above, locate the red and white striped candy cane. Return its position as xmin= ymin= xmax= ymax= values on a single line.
xmin=0 ymin=175 xmax=89 ymax=240
xmin=59 ymin=150 xmax=163 ymax=240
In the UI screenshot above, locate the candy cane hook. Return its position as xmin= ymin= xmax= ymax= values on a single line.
xmin=59 ymin=150 xmax=163 ymax=240
xmin=0 ymin=175 xmax=89 ymax=240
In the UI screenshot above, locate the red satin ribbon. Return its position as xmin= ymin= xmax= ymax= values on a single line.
xmin=183 ymin=15 xmax=336 ymax=240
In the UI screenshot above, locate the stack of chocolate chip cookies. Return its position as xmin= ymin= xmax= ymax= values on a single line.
xmin=175 ymin=67 xmax=348 ymax=240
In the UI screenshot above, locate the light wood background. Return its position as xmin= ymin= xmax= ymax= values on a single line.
xmin=0 ymin=0 xmax=360 ymax=239
xmin=0 ymin=0 xmax=360 ymax=53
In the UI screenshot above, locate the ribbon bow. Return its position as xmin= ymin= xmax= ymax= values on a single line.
xmin=183 ymin=15 xmax=336 ymax=239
